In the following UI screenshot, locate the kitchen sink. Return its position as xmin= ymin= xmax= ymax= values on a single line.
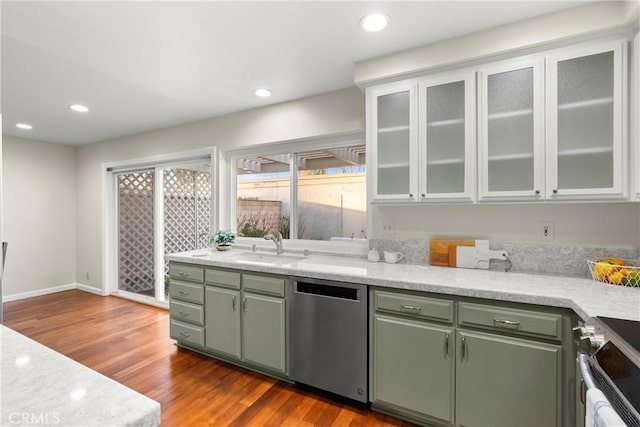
xmin=227 ymin=251 xmax=305 ymax=266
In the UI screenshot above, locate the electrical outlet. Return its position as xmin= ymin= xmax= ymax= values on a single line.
xmin=539 ymin=222 xmax=554 ymax=240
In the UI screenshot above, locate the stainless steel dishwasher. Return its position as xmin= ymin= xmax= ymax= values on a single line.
xmin=289 ymin=277 xmax=368 ymax=403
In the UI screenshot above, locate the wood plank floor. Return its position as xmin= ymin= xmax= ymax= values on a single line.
xmin=3 ymin=290 xmax=414 ymax=427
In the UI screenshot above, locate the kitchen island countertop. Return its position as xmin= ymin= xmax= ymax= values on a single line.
xmin=167 ymin=249 xmax=640 ymax=321
xmin=1 ymin=325 xmax=161 ymax=427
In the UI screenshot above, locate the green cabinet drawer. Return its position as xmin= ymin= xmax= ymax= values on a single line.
xmin=205 ymin=268 xmax=241 ymax=289
xmin=169 ymin=263 xmax=204 ymax=283
xmin=170 ymin=281 xmax=204 ymax=304
xmin=375 ymin=290 xmax=454 ymax=323
xmin=170 ymin=300 xmax=204 ymax=326
xmin=243 ymin=274 xmax=285 ymax=297
xmin=458 ymin=302 xmax=562 ymax=340
xmin=170 ymin=320 xmax=205 ymax=348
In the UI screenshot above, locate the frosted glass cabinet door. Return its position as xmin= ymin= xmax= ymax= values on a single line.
xmin=368 ymin=83 xmax=417 ymax=201
xmin=419 ymin=72 xmax=475 ymax=201
xmin=546 ymin=41 xmax=626 ymax=199
xmin=478 ymin=59 xmax=545 ymax=200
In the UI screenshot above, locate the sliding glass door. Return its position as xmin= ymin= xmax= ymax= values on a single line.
xmin=115 ymin=161 xmax=212 ymax=304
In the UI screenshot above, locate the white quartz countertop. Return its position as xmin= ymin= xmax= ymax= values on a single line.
xmin=0 ymin=325 xmax=161 ymax=427
xmin=167 ymin=249 xmax=640 ymax=322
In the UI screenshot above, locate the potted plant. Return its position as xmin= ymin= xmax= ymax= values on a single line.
xmin=210 ymin=229 xmax=236 ymax=251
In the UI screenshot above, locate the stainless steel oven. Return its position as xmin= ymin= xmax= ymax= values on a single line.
xmin=575 ymin=317 xmax=640 ymax=426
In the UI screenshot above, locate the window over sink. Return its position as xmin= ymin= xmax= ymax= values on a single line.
xmin=229 ymin=134 xmax=366 ymax=243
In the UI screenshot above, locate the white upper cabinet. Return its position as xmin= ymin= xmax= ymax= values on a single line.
xmin=368 ymin=83 xmax=418 ymax=202
xmin=419 ymin=72 xmax=476 ymax=202
xmin=368 ymin=73 xmax=475 ymax=203
xmin=368 ymin=36 xmax=631 ymax=205
xmin=478 ymin=59 xmax=545 ymax=201
xmin=545 ymin=40 xmax=627 ymax=200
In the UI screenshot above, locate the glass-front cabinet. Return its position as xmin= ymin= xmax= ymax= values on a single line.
xmin=368 ymin=83 xmax=418 ymax=202
xmin=546 ymin=40 xmax=626 ymax=199
xmin=419 ymin=72 xmax=475 ymax=201
xmin=478 ymin=58 xmax=545 ymax=201
xmin=368 ymin=38 xmax=630 ymax=205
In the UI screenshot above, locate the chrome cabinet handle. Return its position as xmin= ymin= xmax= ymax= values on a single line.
xmin=535 ymin=190 xmax=540 ymax=195
xmin=242 ymin=298 xmax=247 ymax=312
xmin=232 ymin=295 xmax=236 ymax=311
xmin=409 ymin=193 xmax=413 ymax=198
xmin=400 ymin=304 xmax=421 ymax=313
xmin=178 ymin=290 xmax=189 ymax=296
xmin=494 ymin=318 xmax=520 ymax=328
xmin=178 ymin=271 xmax=190 ymax=277
xmin=445 ymin=333 xmax=449 ymax=356
xmin=461 ymin=336 xmax=466 ymax=359
xmin=178 ymin=310 xmax=190 ymax=317
xmin=421 ymin=193 xmax=426 ymax=198
xmin=552 ymin=189 xmax=558 ymax=194
xmin=179 ymin=331 xmax=191 ymax=338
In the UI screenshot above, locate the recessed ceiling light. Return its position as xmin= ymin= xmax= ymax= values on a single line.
xmin=254 ymin=88 xmax=272 ymax=98
xmin=69 ymin=104 xmax=89 ymax=113
xmin=16 ymin=123 xmax=33 ymax=130
xmin=360 ymin=13 xmax=390 ymax=32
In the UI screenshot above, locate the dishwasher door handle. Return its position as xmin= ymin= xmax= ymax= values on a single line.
xmin=295 ymin=281 xmax=359 ymax=301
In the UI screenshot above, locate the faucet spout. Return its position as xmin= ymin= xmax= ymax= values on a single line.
xmin=264 ymin=231 xmax=284 ymax=254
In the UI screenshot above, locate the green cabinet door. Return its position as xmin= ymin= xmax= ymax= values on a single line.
xmin=456 ymin=330 xmax=561 ymax=427
xmin=373 ymin=314 xmax=454 ymax=423
xmin=242 ymin=293 xmax=286 ymax=374
xmin=204 ymin=286 xmax=241 ymax=358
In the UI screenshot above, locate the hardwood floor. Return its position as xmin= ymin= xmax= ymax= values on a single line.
xmin=3 ymin=290 xmax=413 ymax=427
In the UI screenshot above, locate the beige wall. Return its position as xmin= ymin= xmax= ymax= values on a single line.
xmin=2 ymin=136 xmax=77 ymax=296
xmin=374 ymin=203 xmax=640 ymax=248
xmin=76 ymin=87 xmax=365 ymax=290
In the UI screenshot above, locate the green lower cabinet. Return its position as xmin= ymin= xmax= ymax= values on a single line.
xmin=373 ymin=314 xmax=454 ymax=424
xmin=242 ymin=293 xmax=286 ymax=374
xmin=204 ymin=286 xmax=241 ymax=358
xmin=455 ymin=330 xmax=561 ymax=427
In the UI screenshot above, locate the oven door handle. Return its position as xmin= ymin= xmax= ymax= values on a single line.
xmin=578 ymin=354 xmax=597 ymax=390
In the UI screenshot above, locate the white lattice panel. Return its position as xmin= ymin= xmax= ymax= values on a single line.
xmin=118 ymin=172 xmax=155 ymax=294
xmin=163 ymin=169 xmax=211 ymax=274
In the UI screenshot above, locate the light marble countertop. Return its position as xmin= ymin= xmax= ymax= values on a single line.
xmin=167 ymin=249 xmax=640 ymax=322
xmin=0 ymin=325 xmax=160 ymax=427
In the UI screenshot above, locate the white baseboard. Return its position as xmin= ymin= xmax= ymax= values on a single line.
xmin=3 ymin=283 xmax=107 ymax=302
xmin=75 ymin=283 xmax=107 ymax=296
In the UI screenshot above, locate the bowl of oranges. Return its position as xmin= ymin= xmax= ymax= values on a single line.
xmin=587 ymin=258 xmax=640 ymax=287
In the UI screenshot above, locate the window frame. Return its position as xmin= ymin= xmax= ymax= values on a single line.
xmin=226 ymin=132 xmax=367 ymax=250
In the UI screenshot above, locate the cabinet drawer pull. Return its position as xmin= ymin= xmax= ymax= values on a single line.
xmin=178 ymin=290 xmax=190 ymax=296
xmin=178 ymin=271 xmax=190 ymax=277
xmin=232 ymin=295 xmax=237 ymax=311
xmin=494 ymin=318 xmax=520 ymax=328
xmin=445 ymin=333 xmax=449 ymax=356
xmin=400 ymin=304 xmax=421 ymax=313
xmin=179 ymin=331 xmax=191 ymax=338
xmin=178 ymin=310 xmax=190 ymax=317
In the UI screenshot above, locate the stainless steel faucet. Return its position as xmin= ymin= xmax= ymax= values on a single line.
xmin=264 ymin=231 xmax=284 ymax=254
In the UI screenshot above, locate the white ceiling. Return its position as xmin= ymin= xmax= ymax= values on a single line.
xmin=1 ymin=1 xmax=588 ymax=146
